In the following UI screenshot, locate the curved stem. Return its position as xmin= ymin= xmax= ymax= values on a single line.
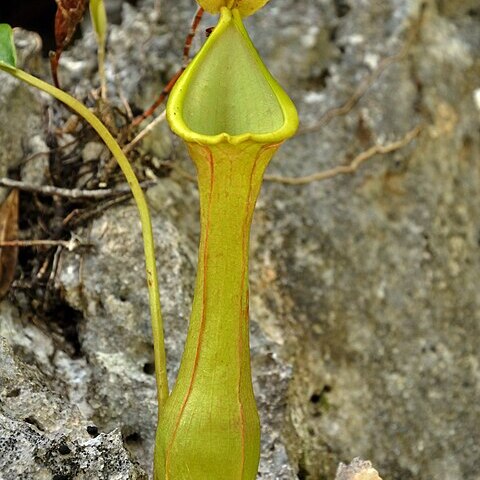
xmin=1 ymin=66 xmax=169 ymax=409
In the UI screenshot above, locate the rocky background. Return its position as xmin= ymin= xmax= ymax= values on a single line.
xmin=1 ymin=0 xmax=479 ymax=479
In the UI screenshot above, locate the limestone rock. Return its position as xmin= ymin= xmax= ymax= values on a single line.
xmin=335 ymin=459 xmax=383 ymax=480
xmin=0 ymin=336 xmax=147 ymax=479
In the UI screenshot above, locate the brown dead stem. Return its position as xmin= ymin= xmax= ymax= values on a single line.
xmin=265 ymin=124 xmax=423 ymax=185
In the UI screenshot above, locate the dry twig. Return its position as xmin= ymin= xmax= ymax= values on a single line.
xmin=123 ymin=111 xmax=167 ymax=154
xmin=265 ymin=124 xmax=422 ymax=185
xmin=0 ymin=237 xmax=92 ymax=251
xmin=62 ymin=193 xmax=133 ymax=227
xmin=0 ymin=177 xmax=154 ymax=200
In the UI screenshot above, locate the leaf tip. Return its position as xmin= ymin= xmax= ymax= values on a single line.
xmin=0 ymin=24 xmax=17 ymax=70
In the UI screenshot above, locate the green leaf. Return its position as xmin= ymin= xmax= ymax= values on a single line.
xmin=0 ymin=24 xmax=17 ymax=69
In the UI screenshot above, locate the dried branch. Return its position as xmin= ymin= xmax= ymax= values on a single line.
xmin=0 ymin=177 xmax=154 ymax=200
xmin=0 ymin=237 xmax=92 ymax=251
xmin=265 ymin=125 xmax=422 ymax=186
xmin=62 ymin=193 xmax=133 ymax=227
xmin=123 ymin=110 xmax=167 ymax=154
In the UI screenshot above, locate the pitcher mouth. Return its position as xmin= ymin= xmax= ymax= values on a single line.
xmin=166 ymin=7 xmax=298 ymax=146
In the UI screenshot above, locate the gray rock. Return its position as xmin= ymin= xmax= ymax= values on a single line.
xmin=335 ymin=458 xmax=382 ymax=480
xmin=56 ymin=201 xmax=196 ymax=473
xmin=0 ymin=335 xmax=147 ymax=479
xmin=1 ymin=0 xmax=480 ymax=479
xmin=246 ymin=1 xmax=480 ymax=479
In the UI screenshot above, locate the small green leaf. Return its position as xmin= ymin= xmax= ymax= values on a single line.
xmin=0 ymin=24 xmax=17 ymax=69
